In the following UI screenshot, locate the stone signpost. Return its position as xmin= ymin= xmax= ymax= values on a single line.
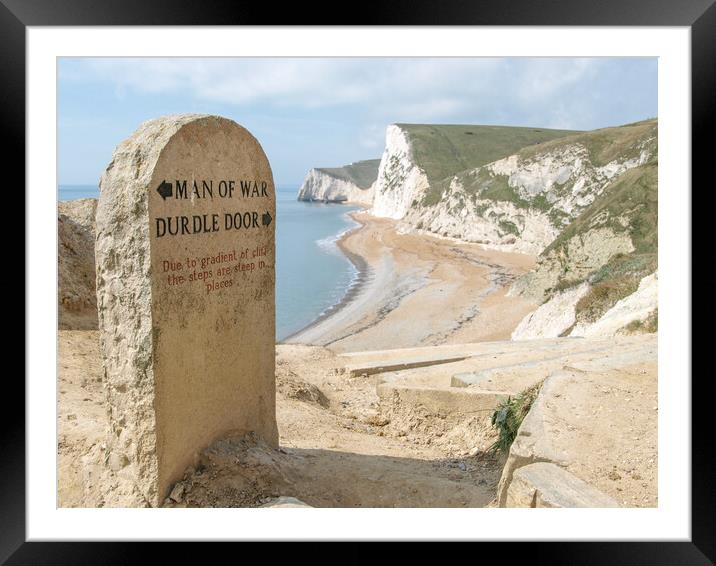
xmin=95 ymin=114 xmax=278 ymax=506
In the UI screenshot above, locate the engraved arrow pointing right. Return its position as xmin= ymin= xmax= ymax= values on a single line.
xmin=262 ymin=212 xmax=273 ymax=227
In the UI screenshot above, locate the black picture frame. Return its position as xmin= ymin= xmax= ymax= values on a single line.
xmin=9 ymin=0 xmax=707 ymax=562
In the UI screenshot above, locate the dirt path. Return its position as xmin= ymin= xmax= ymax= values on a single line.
xmin=58 ymin=332 xmax=503 ymax=508
xmin=286 ymin=213 xmax=537 ymax=352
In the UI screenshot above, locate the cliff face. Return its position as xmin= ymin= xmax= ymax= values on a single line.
xmin=297 ymin=168 xmax=374 ymax=205
xmin=368 ymin=119 xmax=658 ymax=338
xmin=509 ymin=154 xmax=658 ymax=338
xmin=511 ymin=271 xmax=658 ymax=340
xmin=371 ymin=125 xmax=431 ymax=218
xmin=297 ymin=159 xmax=380 ymax=205
xmin=371 ymin=120 xmax=656 ymax=256
xmin=371 ymin=123 xmax=579 ymax=226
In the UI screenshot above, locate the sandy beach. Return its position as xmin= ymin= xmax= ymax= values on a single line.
xmin=285 ymin=211 xmax=538 ymax=353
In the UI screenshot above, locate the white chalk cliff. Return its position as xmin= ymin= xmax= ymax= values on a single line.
xmin=297 ymin=159 xmax=380 ymax=206
xmin=297 ymin=169 xmax=375 ymax=205
xmin=370 ymin=123 xmax=656 ymax=255
xmin=371 ymin=125 xmax=430 ymax=219
xmin=512 ymin=272 xmax=658 ymax=340
xmin=571 ymin=272 xmax=658 ymax=338
xmin=511 ymin=282 xmax=591 ymax=340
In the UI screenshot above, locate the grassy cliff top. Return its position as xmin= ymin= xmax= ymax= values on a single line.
xmin=519 ymin=118 xmax=657 ymax=167
xmin=396 ymin=123 xmax=581 ymax=185
xmin=316 ymin=159 xmax=381 ymax=189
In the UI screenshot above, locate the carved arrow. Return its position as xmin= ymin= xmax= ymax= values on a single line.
xmin=156 ymin=180 xmax=172 ymax=200
xmin=262 ymin=211 xmax=273 ymax=227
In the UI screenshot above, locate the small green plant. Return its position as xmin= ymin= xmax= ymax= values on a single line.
xmin=530 ymin=193 xmax=551 ymax=212
xmin=549 ymin=277 xmax=581 ymax=294
xmin=498 ymin=219 xmax=520 ymax=237
xmin=490 ymin=382 xmax=543 ymax=454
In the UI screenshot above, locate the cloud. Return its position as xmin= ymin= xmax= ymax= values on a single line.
xmin=58 ymin=57 xmax=658 ymax=184
xmin=61 ymin=57 xmax=623 ymax=128
xmin=358 ymin=123 xmax=386 ymax=150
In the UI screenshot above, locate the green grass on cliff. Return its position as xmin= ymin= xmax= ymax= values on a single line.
xmin=396 ymin=124 xmax=579 ymax=205
xmin=543 ymin=161 xmax=658 ymax=258
xmin=416 ymin=119 xmax=657 ymax=208
xmin=520 ymin=118 xmax=657 ymax=168
xmin=624 ymin=309 xmax=658 ymax=333
xmin=316 ymin=158 xmax=381 ymax=189
xmin=543 ymin=161 xmax=658 ymax=323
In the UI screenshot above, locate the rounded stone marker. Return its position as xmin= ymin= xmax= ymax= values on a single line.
xmin=96 ymin=114 xmax=278 ymax=506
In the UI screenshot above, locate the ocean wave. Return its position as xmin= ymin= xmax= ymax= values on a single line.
xmin=312 ymin=264 xmax=361 ymax=320
xmin=315 ymin=211 xmax=360 ymax=256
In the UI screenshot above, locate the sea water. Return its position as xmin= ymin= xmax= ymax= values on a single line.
xmin=58 ymin=184 xmax=360 ymax=340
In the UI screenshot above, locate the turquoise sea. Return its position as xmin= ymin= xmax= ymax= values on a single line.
xmin=58 ymin=184 xmax=360 ymax=340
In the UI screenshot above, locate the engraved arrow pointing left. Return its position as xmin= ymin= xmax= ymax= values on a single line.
xmin=156 ymin=180 xmax=173 ymax=200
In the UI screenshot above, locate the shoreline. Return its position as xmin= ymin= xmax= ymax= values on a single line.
xmin=285 ymin=210 xmax=539 ymax=353
xmin=281 ymin=211 xmax=371 ymax=343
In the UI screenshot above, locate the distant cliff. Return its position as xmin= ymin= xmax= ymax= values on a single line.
xmin=297 ymin=159 xmax=380 ymax=205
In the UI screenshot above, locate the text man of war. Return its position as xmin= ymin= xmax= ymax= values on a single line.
xmin=174 ymin=179 xmax=270 ymax=200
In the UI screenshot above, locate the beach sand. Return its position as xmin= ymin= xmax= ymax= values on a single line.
xmin=285 ymin=211 xmax=538 ymax=353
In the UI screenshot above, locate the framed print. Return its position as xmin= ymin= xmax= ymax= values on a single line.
xmin=10 ymin=0 xmax=708 ymax=561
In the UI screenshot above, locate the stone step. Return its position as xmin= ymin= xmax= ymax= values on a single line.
xmin=451 ymin=339 xmax=656 ymax=395
xmin=505 ymin=462 xmax=619 ymax=508
xmin=376 ymin=383 xmax=510 ymax=418
xmin=339 ymin=336 xmax=613 ymax=377
xmin=496 ymin=362 xmax=658 ymax=508
xmin=372 ymin=335 xmax=657 ymax=440
xmin=344 ymin=353 xmax=468 ymax=377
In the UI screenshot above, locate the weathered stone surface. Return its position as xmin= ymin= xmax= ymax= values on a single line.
xmin=58 ymin=198 xmax=98 ymax=330
xmin=377 ymin=383 xmax=508 ymax=417
xmin=497 ymin=361 xmax=657 ymax=507
xmin=96 ymin=114 xmax=278 ymax=506
xmin=506 ymin=462 xmax=619 ymax=508
xmin=511 ymin=282 xmax=590 ymax=340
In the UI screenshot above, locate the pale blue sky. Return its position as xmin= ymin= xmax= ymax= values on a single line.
xmin=58 ymin=57 xmax=657 ymax=186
